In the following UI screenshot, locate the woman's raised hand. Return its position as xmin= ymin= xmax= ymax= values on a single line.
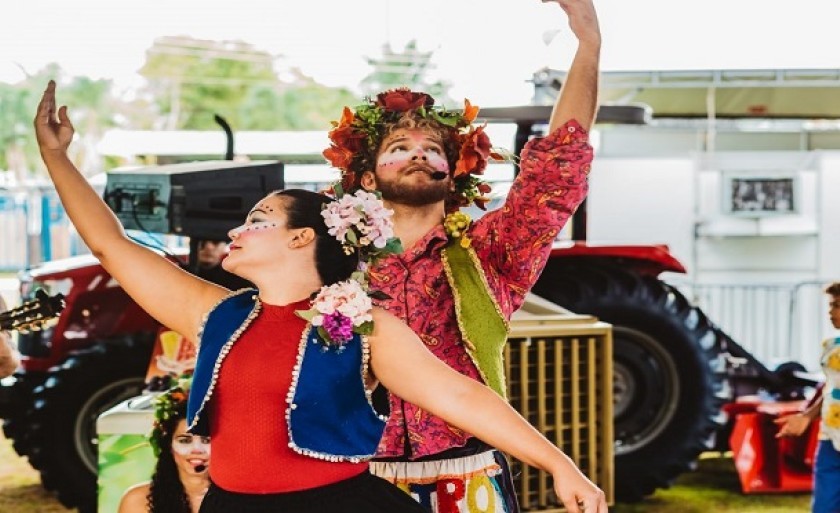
xmin=34 ymin=80 xmax=75 ymax=156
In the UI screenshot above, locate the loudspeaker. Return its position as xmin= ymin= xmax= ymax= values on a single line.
xmin=104 ymin=160 xmax=284 ymax=239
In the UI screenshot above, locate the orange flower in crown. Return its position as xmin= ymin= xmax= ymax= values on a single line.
xmin=323 ymin=88 xmax=507 ymax=211
xmin=455 ymin=126 xmax=492 ymax=177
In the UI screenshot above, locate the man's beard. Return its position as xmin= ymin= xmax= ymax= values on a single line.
xmin=375 ymin=168 xmax=450 ymax=206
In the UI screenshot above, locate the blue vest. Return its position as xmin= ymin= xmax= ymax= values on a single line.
xmin=186 ymin=289 xmax=386 ymax=462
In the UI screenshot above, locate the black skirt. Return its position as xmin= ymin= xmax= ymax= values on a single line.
xmin=198 ymin=471 xmax=427 ymax=513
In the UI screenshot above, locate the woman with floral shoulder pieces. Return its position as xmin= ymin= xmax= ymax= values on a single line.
xmin=776 ymin=282 xmax=840 ymax=513
xmin=35 ymin=80 xmax=606 ymax=513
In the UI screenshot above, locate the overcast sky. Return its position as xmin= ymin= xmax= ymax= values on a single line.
xmin=3 ymin=0 xmax=839 ymax=106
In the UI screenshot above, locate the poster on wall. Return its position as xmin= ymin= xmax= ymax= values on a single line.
xmin=726 ymin=175 xmax=797 ymax=216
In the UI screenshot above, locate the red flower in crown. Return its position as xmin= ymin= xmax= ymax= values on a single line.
xmin=375 ymin=88 xmax=434 ymax=112
xmin=454 ymin=126 xmax=492 ymax=177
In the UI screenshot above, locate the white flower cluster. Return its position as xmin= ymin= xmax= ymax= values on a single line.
xmin=321 ymin=190 xmax=395 ymax=251
xmin=310 ymin=279 xmax=374 ymax=329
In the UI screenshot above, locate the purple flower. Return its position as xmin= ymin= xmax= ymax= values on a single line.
xmin=322 ymin=311 xmax=354 ymax=344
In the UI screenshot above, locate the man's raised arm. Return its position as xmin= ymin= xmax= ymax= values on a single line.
xmin=546 ymin=0 xmax=601 ymax=134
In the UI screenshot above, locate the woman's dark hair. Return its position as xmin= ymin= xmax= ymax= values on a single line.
xmin=147 ymin=401 xmax=191 ymax=513
xmin=273 ymin=189 xmax=359 ymax=286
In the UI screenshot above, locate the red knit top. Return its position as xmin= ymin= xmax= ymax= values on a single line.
xmin=208 ymin=298 xmax=367 ymax=493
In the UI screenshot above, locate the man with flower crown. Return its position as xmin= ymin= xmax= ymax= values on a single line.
xmin=322 ymin=1 xmax=600 ymax=511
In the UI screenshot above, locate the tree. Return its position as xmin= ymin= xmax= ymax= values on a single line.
xmin=0 ymin=84 xmax=35 ymax=179
xmin=360 ymin=40 xmax=453 ymax=105
xmin=0 ymin=64 xmax=116 ymax=178
xmin=140 ymin=36 xmax=360 ymax=131
xmin=140 ymin=36 xmax=281 ymax=130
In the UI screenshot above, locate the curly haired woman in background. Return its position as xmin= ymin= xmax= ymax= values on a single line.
xmin=119 ymin=381 xmax=210 ymax=513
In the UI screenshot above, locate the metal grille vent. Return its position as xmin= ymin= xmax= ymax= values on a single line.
xmin=505 ymin=316 xmax=614 ymax=511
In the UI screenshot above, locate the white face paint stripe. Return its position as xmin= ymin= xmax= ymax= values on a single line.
xmin=229 ymin=221 xmax=280 ymax=237
xmin=378 ymin=132 xmax=450 ymax=173
xmin=172 ymin=437 xmax=211 ymax=456
xmin=377 ymin=149 xmax=449 ymax=172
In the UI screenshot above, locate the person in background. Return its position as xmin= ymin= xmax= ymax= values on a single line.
xmin=119 ymin=377 xmax=211 ymax=513
xmin=195 ymin=240 xmax=228 ymax=271
xmin=0 ymin=295 xmax=20 ymax=378
xmin=775 ymin=282 xmax=840 ymax=513
xmin=192 ymin=239 xmax=252 ymax=290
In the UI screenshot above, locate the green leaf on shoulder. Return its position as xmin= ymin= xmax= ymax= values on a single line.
xmin=350 ymin=270 xmax=368 ymax=283
xmin=296 ymin=309 xmax=317 ymax=322
xmin=355 ymin=321 xmax=374 ymax=335
xmin=316 ymin=326 xmax=332 ymax=344
xmin=383 ymin=238 xmax=404 ymax=254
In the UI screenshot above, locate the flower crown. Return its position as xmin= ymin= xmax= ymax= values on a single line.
xmin=149 ymin=373 xmax=193 ymax=457
xmin=323 ymin=88 xmax=504 ymax=211
xmin=297 ymin=186 xmax=402 ymax=349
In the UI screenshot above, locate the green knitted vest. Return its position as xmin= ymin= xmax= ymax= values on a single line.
xmin=442 ymin=237 xmax=510 ymax=398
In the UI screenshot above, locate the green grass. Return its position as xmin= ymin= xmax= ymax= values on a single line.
xmin=611 ymin=455 xmax=811 ymax=513
xmin=0 ymin=434 xmax=66 ymax=512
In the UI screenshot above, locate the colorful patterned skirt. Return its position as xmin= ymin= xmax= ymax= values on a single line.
xmin=370 ymin=449 xmax=520 ymax=513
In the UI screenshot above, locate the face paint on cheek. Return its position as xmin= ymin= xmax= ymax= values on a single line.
xmin=377 ymin=150 xmax=449 ymax=173
xmin=377 ymin=152 xmax=410 ymax=170
xmin=425 ymin=152 xmax=449 ymax=172
xmin=172 ymin=438 xmax=211 ymax=457
xmin=229 ymin=221 xmax=280 ymax=238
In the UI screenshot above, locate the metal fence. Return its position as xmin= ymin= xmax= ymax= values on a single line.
xmin=0 ymin=186 xmax=84 ymax=272
xmin=670 ymin=279 xmax=834 ymax=371
xmin=0 ymin=185 xmax=186 ymax=273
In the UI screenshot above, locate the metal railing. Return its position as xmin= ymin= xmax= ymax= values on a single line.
xmin=506 ymin=311 xmax=614 ymax=510
xmin=0 ymin=186 xmax=81 ymax=271
xmin=671 ymin=279 xmax=834 ymax=371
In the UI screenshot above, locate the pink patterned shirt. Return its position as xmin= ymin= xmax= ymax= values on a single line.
xmin=371 ymin=120 xmax=593 ymax=458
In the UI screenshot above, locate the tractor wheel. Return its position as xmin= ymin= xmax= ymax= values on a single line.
xmin=533 ymin=259 xmax=729 ymax=502
xmin=27 ymin=335 xmax=153 ymax=512
xmin=2 ymin=371 xmax=46 ymax=457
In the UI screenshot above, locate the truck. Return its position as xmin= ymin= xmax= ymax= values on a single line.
xmin=0 ymin=106 xmax=816 ymax=511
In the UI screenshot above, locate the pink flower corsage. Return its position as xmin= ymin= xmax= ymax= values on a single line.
xmin=297 ymin=279 xmax=374 ymax=350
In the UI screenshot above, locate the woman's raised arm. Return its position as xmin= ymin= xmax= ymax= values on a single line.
xmin=34 ymin=81 xmax=228 ymax=339
xmin=369 ymin=308 xmax=607 ymax=513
